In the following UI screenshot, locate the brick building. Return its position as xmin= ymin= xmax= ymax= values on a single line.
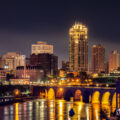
xmin=30 ymin=53 xmax=58 ymax=76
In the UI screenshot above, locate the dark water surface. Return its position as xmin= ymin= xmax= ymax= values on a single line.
xmin=0 ymin=99 xmax=116 ymax=120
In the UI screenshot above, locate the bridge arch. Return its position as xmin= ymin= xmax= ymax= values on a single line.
xmin=112 ymin=92 xmax=116 ymax=107
xmin=102 ymin=91 xmax=110 ymax=105
xmin=48 ymin=88 xmax=55 ymax=100
xmin=112 ymin=92 xmax=116 ymax=112
xmin=92 ymin=91 xmax=100 ymax=104
xmin=74 ymin=90 xmax=82 ymax=101
xmin=45 ymin=89 xmax=47 ymax=98
xmin=39 ymin=88 xmax=47 ymax=98
xmin=64 ymin=89 xmax=74 ymax=101
xmin=56 ymin=88 xmax=64 ymax=99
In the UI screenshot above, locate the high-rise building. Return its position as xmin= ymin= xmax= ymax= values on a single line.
xmin=31 ymin=41 xmax=53 ymax=55
xmin=2 ymin=52 xmax=25 ymax=70
xmin=30 ymin=53 xmax=58 ymax=76
xmin=69 ymin=23 xmax=88 ymax=72
xmin=109 ymin=50 xmax=120 ymax=73
xmin=92 ymin=44 xmax=105 ymax=73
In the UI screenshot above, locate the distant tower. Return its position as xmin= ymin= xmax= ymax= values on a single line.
xmin=92 ymin=44 xmax=105 ymax=73
xmin=69 ymin=22 xmax=88 ymax=72
xmin=109 ymin=50 xmax=120 ymax=73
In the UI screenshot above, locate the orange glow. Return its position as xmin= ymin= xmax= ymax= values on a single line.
xmin=112 ymin=93 xmax=116 ymax=112
xmin=72 ymin=79 xmax=74 ymax=82
xmin=51 ymin=79 xmax=54 ymax=83
xmin=14 ymin=89 xmax=20 ymax=96
xmin=93 ymin=104 xmax=100 ymax=120
xmin=92 ymin=91 xmax=100 ymax=104
xmin=67 ymin=79 xmax=69 ymax=82
xmin=102 ymin=92 xmax=110 ymax=105
xmin=57 ymin=100 xmax=65 ymax=120
xmin=92 ymin=73 xmax=98 ymax=78
xmin=75 ymin=102 xmax=84 ymax=113
xmin=48 ymin=101 xmax=55 ymax=120
xmin=88 ymin=79 xmax=92 ymax=82
xmin=15 ymin=103 xmax=19 ymax=120
xmin=76 ymin=79 xmax=79 ymax=82
xmin=48 ymin=88 xmax=55 ymax=100
xmin=60 ymin=88 xmax=63 ymax=91
xmin=74 ymin=90 xmax=82 ymax=101
xmin=85 ymin=79 xmax=88 ymax=82
xmin=45 ymin=89 xmax=48 ymax=99
xmin=59 ymin=70 xmax=65 ymax=77
xmin=59 ymin=83 xmax=61 ymax=85
xmin=56 ymin=88 xmax=64 ymax=99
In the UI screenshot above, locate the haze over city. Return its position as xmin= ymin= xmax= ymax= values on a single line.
xmin=0 ymin=1 xmax=120 ymax=67
xmin=1 ymin=1 xmax=120 ymax=120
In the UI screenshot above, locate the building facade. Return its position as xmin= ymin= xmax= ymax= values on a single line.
xmin=10 ymin=78 xmax=30 ymax=85
xmin=30 ymin=53 xmax=58 ymax=76
xmin=16 ymin=65 xmax=44 ymax=83
xmin=109 ymin=50 xmax=120 ymax=73
xmin=0 ymin=58 xmax=3 ymax=68
xmin=69 ymin=23 xmax=88 ymax=72
xmin=2 ymin=52 xmax=25 ymax=70
xmin=0 ymin=68 xmax=7 ymax=82
xmin=92 ymin=44 xmax=105 ymax=73
xmin=31 ymin=41 xmax=53 ymax=55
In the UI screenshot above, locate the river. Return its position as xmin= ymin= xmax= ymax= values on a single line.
xmin=0 ymin=99 xmax=116 ymax=120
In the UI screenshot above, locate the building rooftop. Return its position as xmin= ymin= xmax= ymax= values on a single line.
xmin=16 ymin=65 xmax=43 ymax=70
xmin=37 ymin=41 xmax=47 ymax=45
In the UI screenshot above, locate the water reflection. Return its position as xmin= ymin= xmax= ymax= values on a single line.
xmin=93 ymin=104 xmax=100 ymax=120
xmin=15 ymin=103 xmax=19 ymax=120
xmin=48 ymin=100 xmax=55 ymax=120
xmin=101 ymin=104 xmax=111 ymax=118
xmin=56 ymin=100 xmax=65 ymax=120
xmin=28 ymin=101 xmax=33 ymax=120
xmin=0 ymin=99 xmax=116 ymax=120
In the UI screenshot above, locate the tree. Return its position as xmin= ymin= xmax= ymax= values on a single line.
xmin=66 ymin=73 xmax=74 ymax=78
xmin=6 ymin=73 xmax=15 ymax=85
xmin=79 ymin=72 xmax=88 ymax=82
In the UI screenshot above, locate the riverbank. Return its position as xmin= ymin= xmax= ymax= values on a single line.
xmin=0 ymin=96 xmax=38 ymax=106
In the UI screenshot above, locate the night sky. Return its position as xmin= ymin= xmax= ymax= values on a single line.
xmin=0 ymin=0 xmax=120 ymax=68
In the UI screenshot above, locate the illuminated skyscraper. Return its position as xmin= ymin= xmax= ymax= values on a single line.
xmin=69 ymin=23 xmax=88 ymax=72
xmin=92 ymin=44 xmax=105 ymax=73
xmin=109 ymin=50 xmax=120 ymax=73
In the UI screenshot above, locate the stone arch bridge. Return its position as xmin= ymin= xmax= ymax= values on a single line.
xmin=32 ymin=85 xmax=116 ymax=105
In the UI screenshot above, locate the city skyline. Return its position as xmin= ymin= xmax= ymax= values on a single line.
xmin=0 ymin=1 xmax=120 ymax=120
xmin=0 ymin=1 xmax=120 ymax=67
xmin=0 ymin=23 xmax=120 ymax=69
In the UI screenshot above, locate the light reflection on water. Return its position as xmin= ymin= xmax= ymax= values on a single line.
xmin=0 ymin=99 xmax=116 ymax=120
